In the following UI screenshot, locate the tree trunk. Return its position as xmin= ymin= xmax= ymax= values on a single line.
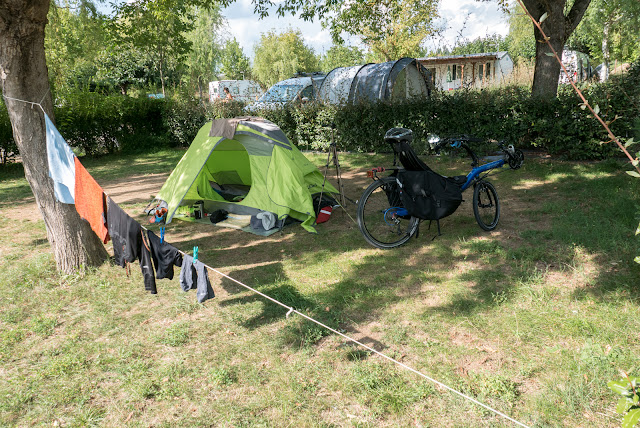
xmin=530 ymin=7 xmax=565 ymax=98
xmin=0 ymin=0 xmax=108 ymax=273
xmin=197 ymin=78 xmax=206 ymax=106
xmin=522 ymin=0 xmax=592 ymax=97
xmin=158 ymin=47 xmax=166 ymax=97
xmin=602 ymin=18 xmax=610 ymax=81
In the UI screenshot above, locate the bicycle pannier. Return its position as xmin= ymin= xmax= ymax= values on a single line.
xmin=396 ymin=170 xmax=463 ymax=220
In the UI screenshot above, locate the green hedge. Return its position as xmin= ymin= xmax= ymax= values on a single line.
xmin=0 ymin=61 xmax=638 ymax=161
xmin=253 ymin=63 xmax=640 ymax=159
xmin=54 ymin=91 xmax=168 ymax=155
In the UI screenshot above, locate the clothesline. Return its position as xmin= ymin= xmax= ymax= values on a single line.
xmin=166 ymin=239 xmax=530 ymax=428
xmin=9 ymin=92 xmax=530 ymax=428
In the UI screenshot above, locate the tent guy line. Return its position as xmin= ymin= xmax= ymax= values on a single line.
xmin=166 ymin=238 xmax=530 ymax=428
xmin=9 ymin=91 xmax=530 ymax=427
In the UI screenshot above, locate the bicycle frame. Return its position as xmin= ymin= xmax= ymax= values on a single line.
xmin=460 ymin=158 xmax=505 ymax=191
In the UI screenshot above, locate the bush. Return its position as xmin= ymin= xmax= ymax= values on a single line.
xmin=54 ymin=91 xmax=166 ymax=155
xmin=163 ymin=97 xmax=207 ymax=147
xmin=245 ymin=65 xmax=640 ymax=159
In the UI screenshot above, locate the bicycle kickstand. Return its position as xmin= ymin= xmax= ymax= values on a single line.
xmin=427 ymin=220 xmax=442 ymax=241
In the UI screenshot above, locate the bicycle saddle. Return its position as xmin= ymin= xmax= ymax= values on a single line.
xmin=384 ymin=128 xmax=413 ymax=144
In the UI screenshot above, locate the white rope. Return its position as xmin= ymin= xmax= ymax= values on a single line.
xmin=1 ymin=93 xmax=46 ymax=115
xmin=172 ymin=245 xmax=530 ymax=428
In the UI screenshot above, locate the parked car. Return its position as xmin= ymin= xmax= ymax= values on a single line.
xmin=244 ymin=72 xmax=326 ymax=112
xmin=209 ymin=80 xmax=263 ymax=103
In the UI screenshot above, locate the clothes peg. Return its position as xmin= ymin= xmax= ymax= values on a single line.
xmin=193 ymin=246 xmax=199 ymax=262
xmin=160 ymin=227 xmax=165 ymax=243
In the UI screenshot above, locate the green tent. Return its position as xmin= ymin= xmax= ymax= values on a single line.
xmin=155 ymin=117 xmax=338 ymax=232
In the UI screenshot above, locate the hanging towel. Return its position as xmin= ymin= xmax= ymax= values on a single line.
xmin=180 ymin=254 xmax=215 ymax=303
xmin=45 ymin=113 xmax=75 ymax=204
xmin=147 ymin=229 xmax=182 ymax=280
xmin=74 ymin=157 xmax=109 ymax=243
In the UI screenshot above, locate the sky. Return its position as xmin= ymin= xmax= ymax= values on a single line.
xmin=223 ymin=0 xmax=511 ymax=61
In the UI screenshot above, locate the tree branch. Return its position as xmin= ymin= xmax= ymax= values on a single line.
xmin=565 ymin=0 xmax=592 ymax=35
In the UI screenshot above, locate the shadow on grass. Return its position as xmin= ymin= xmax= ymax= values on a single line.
xmin=8 ymin=150 xmax=639 ymax=346
xmin=157 ymin=157 xmax=640 ymax=349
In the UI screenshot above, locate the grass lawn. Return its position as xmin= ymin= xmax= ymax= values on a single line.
xmin=0 ymin=148 xmax=639 ymax=427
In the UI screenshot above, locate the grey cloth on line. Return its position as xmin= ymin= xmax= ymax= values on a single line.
xmin=179 ymin=254 xmax=215 ymax=303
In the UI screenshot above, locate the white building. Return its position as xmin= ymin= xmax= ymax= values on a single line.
xmin=418 ymin=52 xmax=514 ymax=90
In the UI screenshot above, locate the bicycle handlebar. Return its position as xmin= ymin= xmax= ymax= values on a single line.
xmin=432 ymin=136 xmax=524 ymax=170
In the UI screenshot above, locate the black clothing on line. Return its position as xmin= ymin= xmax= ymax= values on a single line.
xmin=107 ymin=197 xmax=156 ymax=294
xmin=146 ymin=229 xmax=183 ymax=280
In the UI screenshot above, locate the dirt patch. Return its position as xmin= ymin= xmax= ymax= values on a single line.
xmin=2 ymin=172 xmax=169 ymax=223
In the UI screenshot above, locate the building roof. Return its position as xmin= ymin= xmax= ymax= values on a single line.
xmin=418 ymin=51 xmax=510 ymax=65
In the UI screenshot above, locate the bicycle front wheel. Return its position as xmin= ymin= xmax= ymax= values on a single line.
xmin=357 ymin=177 xmax=420 ymax=249
xmin=473 ymin=180 xmax=500 ymax=231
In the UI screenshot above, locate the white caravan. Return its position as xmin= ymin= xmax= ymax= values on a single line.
xmin=209 ymin=80 xmax=263 ymax=103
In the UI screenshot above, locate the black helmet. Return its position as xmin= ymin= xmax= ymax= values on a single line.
xmin=384 ymin=127 xmax=413 ymax=143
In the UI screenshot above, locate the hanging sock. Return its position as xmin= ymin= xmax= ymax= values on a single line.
xmin=179 ymin=254 xmax=214 ymax=303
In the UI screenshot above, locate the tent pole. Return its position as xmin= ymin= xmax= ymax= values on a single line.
xmin=329 ymin=124 xmax=347 ymax=207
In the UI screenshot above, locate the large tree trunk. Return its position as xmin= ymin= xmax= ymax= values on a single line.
xmin=0 ymin=0 xmax=108 ymax=273
xmin=522 ymin=0 xmax=592 ymax=97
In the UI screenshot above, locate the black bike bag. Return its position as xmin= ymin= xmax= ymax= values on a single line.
xmin=396 ymin=170 xmax=463 ymax=220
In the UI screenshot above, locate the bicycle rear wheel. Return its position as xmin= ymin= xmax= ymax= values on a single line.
xmin=357 ymin=177 xmax=420 ymax=249
xmin=473 ymin=180 xmax=500 ymax=231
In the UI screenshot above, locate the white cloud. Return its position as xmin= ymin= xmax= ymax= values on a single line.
xmin=223 ymin=1 xmax=330 ymax=60
xmin=428 ymin=0 xmax=509 ymax=51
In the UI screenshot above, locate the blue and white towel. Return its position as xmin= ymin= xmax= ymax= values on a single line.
xmin=45 ymin=113 xmax=75 ymax=204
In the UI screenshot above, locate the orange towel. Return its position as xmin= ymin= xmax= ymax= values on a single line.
xmin=74 ymin=157 xmax=110 ymax=243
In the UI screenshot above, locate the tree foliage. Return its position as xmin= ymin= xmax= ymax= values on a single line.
xmin=451 ymin=34 xmax=509 ymax=56
xmin=220 ymin=38 xmax=252 ymax=80
xmin=568 ymin=0 xmax=640 ymax=76
xmin=45 ymin=0 xmax=107 ymax=91
xmin=325 ymin=0 xmax=439 ymax=62
xmin=94 ymin=48 xmax=154 ymax=95
xmin=112 ymin=0 xmax=198 ymax=95
xmin=184 ymin=6 xmax=224 ymax=99
xmin=505 ymin=3 xmax=536 ymax=63
xmin=252 ymin=28 xmax=319 ymax=87
xmin=320 ymin=45 xmax=365 ymax=72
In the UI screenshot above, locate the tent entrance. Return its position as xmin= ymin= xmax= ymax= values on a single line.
xmin=193 ymin=138 xmax=253 ymax=203
xmin=207 ymin=139 xmax=252 ymax=202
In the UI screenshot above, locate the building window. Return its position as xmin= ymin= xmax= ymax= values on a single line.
xmin=447 ymin=65 xmax=452 ymax=82
xmin=452 ymin=64 xmax=458 ymax=80
xmin=486 ymin=62 xmax=491 ymax=78
xmin=478 ymin=64 xmax=483 ymax=80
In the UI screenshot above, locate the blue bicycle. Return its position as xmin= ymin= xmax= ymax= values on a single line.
xmin=356 ymin=128 xmax=524 ymax=249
